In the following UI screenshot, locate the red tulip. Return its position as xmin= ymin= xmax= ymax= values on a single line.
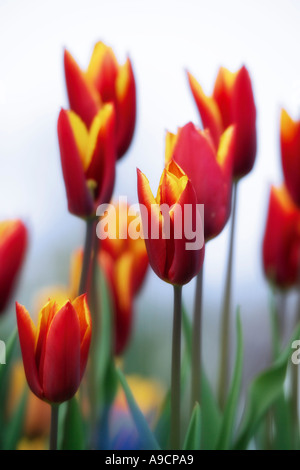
xmin=188 ymin=65 xmax=256 ymax=180
xmin=0 ymin=220 xmax=27 ymax=313
xmin=280 ymin=109 xmax=300 ymax=207
xmin=64 ymin=42 xmax=136 ymax=159
xmin=165 ymin=122 xmax=235 ymax=241
xmin=99 ymin=201 xmax=149 ymax=354
xmin=137 ymin=161 xmax=205 ymax=286
xmin=57 ymin=105 xmax=116 ymax=218
xmin=16 ymin=295 xmax=92 ymax=404
xmin=262 ymin=185 xmax=300 ymax=290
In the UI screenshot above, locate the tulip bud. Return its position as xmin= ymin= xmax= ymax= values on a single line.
xmin=262 ymin=185 xmax=300 ymax=290
xmin=280 ymin=109 xmax=300 ymax=207
xmin=16 ymin=295 xmax=92 ymax=404
xmin=165 ymin=122 xmax=235 ymax=241
xmin=188 ymin=65 xmax=256 ymax=180
xmin=0 ymin=220 xmax=27 ymax=314
xmin=57 ymin=105 xmax=116 ymax=218
xmin=137 ymin=161 xmax=205 ymax=286
xmin=64 ymin=42 xmax=136 ymax=159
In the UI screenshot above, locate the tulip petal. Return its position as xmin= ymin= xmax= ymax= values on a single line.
xmin=42 ymin=302 xmax=81 ymax=403
xmin=57 ymin=109 xmax=94 ymax=217
xmin=187 ymin=71 xmax=223 ymax=148
xmin=86 ymin=42 xmax=118 ymax=101
xmin=35 ymin=300 xmax=58 ymax=384
xmin=71 ymin=294 xmax=92 ymax=379
xmin=115 ymin=58 xmax=136 ymax=158
xmin=280 ymin=109 xmax=300 ymax=207
xmin=137 ymin=169 xmax=167 ymax=280
xmin=168 ymin=180 xmax=204 ymax=285
xmin=64 ymin=49 xmax=101 ymax=128
xmin=86 ymin=104 xmax=116 ymax=207
xmin=16 ymin=303 xmax=43 ymax=399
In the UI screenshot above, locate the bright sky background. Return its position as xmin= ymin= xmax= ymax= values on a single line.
xmin=1 ymin=0 xmax=300 ymax=386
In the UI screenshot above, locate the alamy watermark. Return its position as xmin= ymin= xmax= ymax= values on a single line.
xmin=95 ymin=196 xmax=205 ymax=251
xmin=0 ymin=340 xmax=5 ymax=365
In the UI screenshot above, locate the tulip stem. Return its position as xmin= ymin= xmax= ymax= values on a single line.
xmin=88 ymin=232 xmax=100 ymax=446
xmin=79 ymin=219 xmax=96 ymax=296
xmin=191 ymin=266 xmax=203 ymax=411
xmin=171 ymin=285 xmax=182 ymax=450
xmin=218 ymin=181 xmax=238 ymax=410
xmin=50 ymin=405 xmax=59 ymax=451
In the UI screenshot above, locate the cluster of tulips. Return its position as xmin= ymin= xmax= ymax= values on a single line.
xmin=1 ymin=40 xmax=300 ymax=451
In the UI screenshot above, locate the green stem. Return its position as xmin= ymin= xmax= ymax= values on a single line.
xmin=218 ymin=181 xmax=238 ymax=410
xmin=170 ymin=285 xmax=182 ymax=450
xmin=88 ymin=232 xmax=100 ymax=445
xmin=49 ymin=405 xmax=59 ymax=450
xmin=191 ymin=266 xmax=203 ymax=411
xmin=78 ymin=219 xmax=95 ymax=296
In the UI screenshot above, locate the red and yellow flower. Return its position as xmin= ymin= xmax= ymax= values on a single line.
xmin=280 ymin=109 xmax=300 ymax=207
xmin=99 ymin=201 xmax=149 ymax=354
xmin=262 ymin=185 xmax=300 ymax=290
xmin=16 ymin=294 xmax=92 ymax=404
xmin=187 ymin=65 xmax=256 ymax=180
xmin=57 ymin=104 xmax=116 ymax=218
xmin=137 ymin=160 xmax=205 ymax=285
xmin=165 ymin=122 xmax=235 ymax=241
xmin=64 ymin=41 xmax=136 ymax=159
xmin=0 ymin=220 xmax=27 ymax=314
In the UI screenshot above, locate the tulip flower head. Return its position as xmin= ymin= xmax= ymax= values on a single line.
xmin=0 ymin=220 xmax=27 ymax=314
xmin=57 ymin=105 xmax=116 ymax=218
xmin=188 ymin=65 xmax=256 ymax=180
xmin=137 ymin=161 xmax=205 ymax=286
xmin=64 ymin=42 xmax=136 ymax=159
xmin=280 ymin=109 xmax=300 ymax=207
xmin=16 ymin=295 xmax=92 ymax=404
xmin=165 ymin=122 xmax=235 ymax=241
xmin=262 ymin=185 xmax=300 ymax=290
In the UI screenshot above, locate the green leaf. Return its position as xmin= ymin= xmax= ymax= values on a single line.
xmin=0 ymin=328 xmax=18 ymax=442
xmin=60 ymin=397 xmax=86 ymax=450
xmin=3 ymin=388 xmax=27 ymax=450
xmin=183 ymin=403 xmax=201 ymax=450
xmin=154 ymin=390 xmax=171 ymax=449
xmin=234 ymin=324 xmax=300 ymax=450
xmin=95 ymin=266 xmax=116 ymax=405
xmin=116 ymin=368 xmax=160 ymax=450
xmin=216 ymin=309 xmax=243 ymax=450
xmin=182 ymin=305 xmax=221 ymax=450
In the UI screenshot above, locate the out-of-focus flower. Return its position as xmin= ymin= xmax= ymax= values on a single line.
xmin=99 ymin=201 xmax=149 ymax=355
xmin=57 ymin=105 xmax=116 ymax=218
xmin=16 ymin=295 xmax=92 ymax=404
xmin=0 ymin=219 xmax=28 ymax=314
xmin=137 ymin=160 xmax=205 ymax=285
xmin=7 ymin=361 xmax=50 ymax=440
xmin=70 ymin=201 xmax=149 ymax=355
xmin=280 ymin=109 xmax=300 ymax=207
xmin=262 ymin=185 xmax=300 ymax=290
xmin=187 ymin=66 xmax=256 ymax=180
xmin=165 ymin=122 xmax=235 ymax=241
xmin=110 ymin=374 xmax=164 ymax=450
xmin=17 ymin=438 xmax=47 ymax=451
xmin=64 ymin=42 xmax=136 ymax=159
